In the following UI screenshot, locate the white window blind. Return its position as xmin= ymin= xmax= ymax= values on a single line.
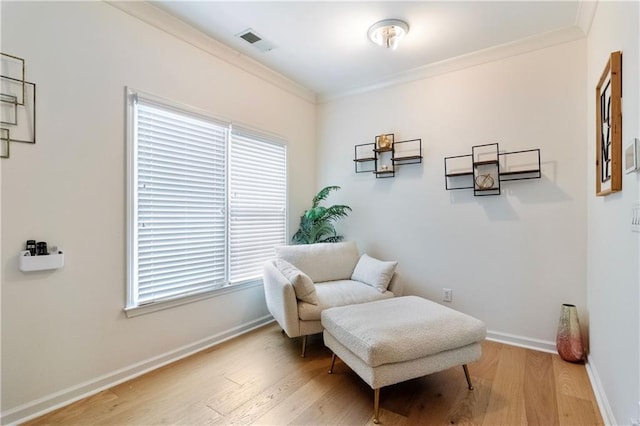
xmin=127 ymin=89 xmax=288 ymax=314
xmin=133 ymin=98 xmax=228 ymax=306
xmin=229 ymin=130 xmax=287 ymax=283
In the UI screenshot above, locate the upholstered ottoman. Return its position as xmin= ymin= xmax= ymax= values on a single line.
xmin=321 ymin=296 xmax=486 ymax=424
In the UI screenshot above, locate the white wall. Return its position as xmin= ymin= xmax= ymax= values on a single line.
xmin=0 ymin=2 xmax=316 ymax=421
xmin=318 ymin=41 xmax=587 ymax=348
xmin=2 ymin=1 xmax=637 ymax=423
xmin=585 ymin=2 xmax=640 ymax=424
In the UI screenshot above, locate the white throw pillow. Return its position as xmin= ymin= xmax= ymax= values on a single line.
xmin=275 ymin=242 xmax=360 ymax=282
xmin=275 ymin=259 xmax=318 ymax=305
xmin=351 ymin=254 xmax=398 ymax=293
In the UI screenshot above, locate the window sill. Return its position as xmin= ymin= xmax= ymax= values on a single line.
xmin=124 ymin=279 xmax=263 ymax=318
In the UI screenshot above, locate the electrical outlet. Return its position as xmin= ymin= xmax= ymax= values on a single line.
xmin=632 ymin=401 xmax=640 ymax=426
xmin=443 ymin=288 xmax=453 ymax=302
xmin=633 ymin=401 xmax=640 ymax=426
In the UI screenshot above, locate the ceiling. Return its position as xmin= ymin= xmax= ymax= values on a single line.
xmin=152 ymin=1 xmax=589 ymax=100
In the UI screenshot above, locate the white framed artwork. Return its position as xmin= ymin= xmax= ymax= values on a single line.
xmin=624 ymin=138 xmax=639 ymax=174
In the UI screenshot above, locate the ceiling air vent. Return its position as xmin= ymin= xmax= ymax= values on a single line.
xmin=236 ymin=28 xmax=277 ymax=53
xmin=239 ymin=31 xmax=262 ymax=44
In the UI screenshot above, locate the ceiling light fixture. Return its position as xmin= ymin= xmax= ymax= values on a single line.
xmin=367 ymin=19 xmax=409 ymax=50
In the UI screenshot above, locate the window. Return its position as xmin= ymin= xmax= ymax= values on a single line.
xmin=229 ymin=130 xmax=287 ymax=282
xmin=126 ymin=89 xmax=286 ymax=315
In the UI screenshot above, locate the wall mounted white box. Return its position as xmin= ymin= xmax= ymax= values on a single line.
xmin=624 ymin=138 xmax=640 ymax=173
xmin=19 ymin=250 xmax=64 ymax=272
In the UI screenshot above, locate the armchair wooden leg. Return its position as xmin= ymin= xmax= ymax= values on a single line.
xmin=463 ymin=364 xmax=474 ymax=390
xmin=328 ymin=353 xmax=336 ymax=374
xmin=301 ymin=335 xmax=307 ymax=358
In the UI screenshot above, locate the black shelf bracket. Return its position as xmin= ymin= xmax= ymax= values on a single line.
xmin=444 ymin=143 xmax=541 ymax=196
xmin=354 ymin=135 xmax=422 ymax=178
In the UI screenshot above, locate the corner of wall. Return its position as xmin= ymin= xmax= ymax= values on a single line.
xmin=575 ymin=0 xmax=599 ymax=36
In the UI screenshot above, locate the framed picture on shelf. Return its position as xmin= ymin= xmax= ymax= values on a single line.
xmin=595 ymin=51 xmax=622 ymax=196
xmin=375 ymin=133 xmax=393 ymax=150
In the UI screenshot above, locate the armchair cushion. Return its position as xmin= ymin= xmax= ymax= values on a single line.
xmin=351 ymin=254 xmax=398 ymax=293
xmin=298 ymin=280 xmax=395 ymax=321
xmin=275 ymin=241 xmax=359 ymax=282
xmin=275 ymin=259 xmax=318 ymax=305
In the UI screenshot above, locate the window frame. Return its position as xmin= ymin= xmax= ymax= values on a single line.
xmin=125 ymin=87 xmax=287 ymax=317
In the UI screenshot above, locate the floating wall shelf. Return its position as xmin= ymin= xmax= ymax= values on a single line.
xmin=354 ymin=134 xmax=422 ymax=178
xmin=444 ymin=143 xmax=541 ymax=196
xmin=19 ymin=250 xmax=64 ymax=272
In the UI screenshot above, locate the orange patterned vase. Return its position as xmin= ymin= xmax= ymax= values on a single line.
xmin=556 ymin=304 xmax=584 ymax=362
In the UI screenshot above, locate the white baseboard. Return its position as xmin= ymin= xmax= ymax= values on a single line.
xmin=1 ymin=315 xmax=275 ymax=425
xmin=3 ymin=323 xmax=614 ymax=425
xmin=486 ymin=329 xmax=557 ymax=353
xmin=585 ymin=359 xmax=617 ymax=425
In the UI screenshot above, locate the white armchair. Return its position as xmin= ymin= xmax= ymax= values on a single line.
xmin=263 ymin=241 xmax=402 ymax=356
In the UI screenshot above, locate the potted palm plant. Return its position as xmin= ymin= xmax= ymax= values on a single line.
xmin=292 ymin=186 xmax=352 ymax=244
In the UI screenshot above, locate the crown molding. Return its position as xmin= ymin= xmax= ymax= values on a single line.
xmin=106 ymin=1 xmax=592 ymax=107
xmin=575 ymin=0 xmax=598 ymax=36
xmin=319 ymin=25 xmax=586 ymax=104
xmin=105 ymin=1 xmax=316 ymax=104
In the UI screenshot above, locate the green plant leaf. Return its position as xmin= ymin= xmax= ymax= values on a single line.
xmin=312 ymin=186 xmax=341 ymax=208
xmin=292 ymin=186 xmax=351 ymax=244
xmin=304 ymin=206 xmax=326 ymax=221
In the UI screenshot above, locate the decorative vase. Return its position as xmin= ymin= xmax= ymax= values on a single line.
xmin=556 ymin=304 xmax=584 ymax=362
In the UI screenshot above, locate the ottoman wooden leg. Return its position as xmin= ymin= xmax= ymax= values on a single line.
xmin=301 ymin=335 xmax=307 ymax=358
xmin=463 ymin=364 xmax=474 ymax=390
xmin=373 ymin=388 xmax=380 ymax=424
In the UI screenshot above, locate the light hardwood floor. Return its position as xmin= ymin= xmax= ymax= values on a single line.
xmin=26 ymin=323 xmax=603 ymax=425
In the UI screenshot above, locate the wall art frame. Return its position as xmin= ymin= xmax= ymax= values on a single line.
xmin=624 ymin=138 xmax=639 ymax=174
xmin=1 ymin=93 xmax=18 ymax=125
xmin=0 ymin=75 xmax=36 ymax=144
xmin=595 ymin=50 xmax=622 ymax=196
xmin=0 ymin=128 xmax=9 ymax=158
xmin=0 ymin=52 xmax=25 ymax=105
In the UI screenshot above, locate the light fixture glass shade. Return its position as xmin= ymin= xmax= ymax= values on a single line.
xmin=368 ymin=19 xmax=409 ymax=50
